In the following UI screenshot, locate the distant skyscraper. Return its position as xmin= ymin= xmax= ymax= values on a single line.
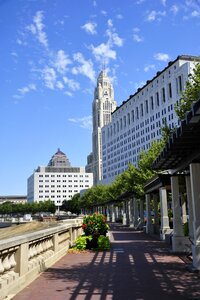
xmin=88 ymin=70 xmax=117 ymax=185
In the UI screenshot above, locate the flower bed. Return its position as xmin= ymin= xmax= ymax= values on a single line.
xmin=73 ymin=213 xmax=110 ymax=251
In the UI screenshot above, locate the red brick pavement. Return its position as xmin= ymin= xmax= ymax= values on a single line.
xmin=12 ymin=224 xmax=200 ymax=300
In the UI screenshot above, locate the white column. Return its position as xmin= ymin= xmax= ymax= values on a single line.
xmin=133 ymin=199 xmax=139 ymax=228
xmin=111 ymin=204 xmax=116 ymax=223
xmin=129 ymin=198 xmax=134 ymax=228
xmin=171 ymin=176 xmax=190 ymax=252
xmin=146 ymin=194 xmax=153 ymax=234
xmin=139 ymin=199 xmax=144 ymax=229
xmin=106 ymin=205 xmax=110 ymax=222
xmin=190 ymin=163 xmax=200 ymax=270
xmin=122 ymin=201 xmax=127 ymax=225
xmin=153 ymin=193 xmax=159 ymax=234
xmin=181 ymin=194 xmax=188 ymax=224
xmin=185 ymin=175 xmax=194 ymax=240
xmin=159 ymin=187 xmax=170 ymax=240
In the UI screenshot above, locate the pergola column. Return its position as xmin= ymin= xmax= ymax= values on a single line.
xmin=180 ymin=194 xmax=187 ymax=224
xmin=139 ymin=199 xmax=144 ymax=229
xmin=159 ymin=187 xmax=170 ymax=240
xmin=153 ymin=193 xmax=159 ymax=234
xmin=171 ymin=176 xmax=189 ymax=252
xmin=122 ymin=201 xmax=128 ymax=225
xmin=106 ymin=205 xmax=110 ymax=222
xmin=190 ymin=163 xmax=200 ymax=270
xmin=129 ymin=198 xmax=134 ymax=228
xmin=111 ymin=204 xmax=116 ymax=223
xmin=133 ymin=199 xmax=139 ymax=228
xmin=146 ymin=194 xmax=153 ymax=234
xmin=185 ymin=175 xmax=194 ymax=240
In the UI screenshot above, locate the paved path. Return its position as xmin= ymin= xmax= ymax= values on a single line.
xmin=13 ymin=224 xmax=200 ymax=300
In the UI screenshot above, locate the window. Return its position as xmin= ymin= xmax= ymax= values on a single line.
xmin=140 ymin=103 xmax=143 ymax=117
xmin=162 ymin=88 xmax=165 ymax=103
xmin=168 ymin=83 xmax=172 ymax=98
xmin=136 ymin=107 xmax=139 ymax=119
xmin=131 ymin=110 xmax=134 ymax=122
xmin=151 ymin=96 xmax=154 ymax=110
xmin=145 ymin=100 xmax=148 ymax=114
xmin=123 ymin=116 xmax=126 ymax=127
xmin=156 ymin=92 xmax=159 ymax=106
xmin=178 ymin=75 xmax=182 ymax=92
xmin=127 ymin=113 xmax=130 ymax=125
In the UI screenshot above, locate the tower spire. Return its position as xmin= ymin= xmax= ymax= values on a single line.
xmin=102 ymin=58 xmax=106 ymax=72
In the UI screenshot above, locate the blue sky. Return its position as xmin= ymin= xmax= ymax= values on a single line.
xmin=0 ymin=0 xmax=200 ymax=195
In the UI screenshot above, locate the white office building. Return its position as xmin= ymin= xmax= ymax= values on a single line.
xmin=102 ymin=55 xmax=200 ymax=184
xmin=27 ymin=149 xmax=93 ymax=206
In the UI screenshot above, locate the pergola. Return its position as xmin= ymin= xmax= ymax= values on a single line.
xmin=151 ymin=97 xmax=200 ymax=270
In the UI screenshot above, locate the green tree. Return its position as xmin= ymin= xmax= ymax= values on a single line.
xmin=175 ymin=63 xmax=200 ymax=120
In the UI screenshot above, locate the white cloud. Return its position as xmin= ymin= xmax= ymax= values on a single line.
xmin=107 ymin=19 xmax=113 ymax=27
xmin=146 ymin=10 xmax=166 ymax=22
xmin=63 ymin=76 xmax=80 ymax=91
xmin=101 ymin=10 xmax=107 ymax=16
xmin=27 ymin=11 xmax=48 ymax=49
xmin=116 ymin=14 xmax=123 ymax=19
xmin=68 ymin=116 xmax=92 ymax=130
xmin=64 ymin=91 xmax=73 ymax=97
xmin=133 ymin=81 xmax=146 ymax=91
xmin=81 ymin=22 xmax=97 ymax=35
xmin=170 ymin=5 xmax=179 ymax=15
xmin=191 ymin=10 xmax=200 ymax=17
xmin=133 ymin=34 xmax=143 ymax=42
xmin=136 ymin=0 xmax=145 ymax=4
xmin=154 ymin=52 xmax=170 ymax=62
xmin=42 ymin=66 xmax=57 ymax=89
xmin=90 ymin=43 xmax=117 ymax=62
xmin=161 ymin=0 xmax=166 ymax=6
xmin=106 ymin=19 xmax=123 ymax=46
xmin=144 ymin=64 xmax=155 ymax=72
xmin=72 ymin=52 xmax=96 ymax=83
xmin=56 ymin=81 xmax=64 ymax=90
xmin=133 ymin=27 xmax=140 ymax=32
xmin=54 ymin=50 xmax=72 ymax=74
xmin=13 ymin=83 xmax=36 ymax=98
xmin=89 ymin=19 xmax=123 ymax=65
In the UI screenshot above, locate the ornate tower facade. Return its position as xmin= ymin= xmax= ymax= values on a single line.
xmin=92 ymin=70 xmax=117 ymax=185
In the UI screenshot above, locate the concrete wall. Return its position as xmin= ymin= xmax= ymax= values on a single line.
xmin=0 ymin=218 xmax=83 ymax=300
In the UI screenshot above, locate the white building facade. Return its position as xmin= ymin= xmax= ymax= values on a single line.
xmin=87 ymin=70 xmax=117 ymax=185
xmin=27 ymin=149 xmax=93 ymax=206
xmin=102 ymin=55 xmax=200 ymax=184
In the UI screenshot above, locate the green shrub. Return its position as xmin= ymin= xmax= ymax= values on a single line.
xmin=75 ymin=235 xmax=92 ymax=250
xmin=97 ymin=235 xmax=111 ymax=250
xmin=82 ymin=213 xmax=109 ymax=237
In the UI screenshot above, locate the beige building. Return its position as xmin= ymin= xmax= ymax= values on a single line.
xmin=86 ymin=70 xmax=117 ymax=185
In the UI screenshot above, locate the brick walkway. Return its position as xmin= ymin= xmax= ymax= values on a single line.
xmin=13 ymin=224 xmax=200 ymax=300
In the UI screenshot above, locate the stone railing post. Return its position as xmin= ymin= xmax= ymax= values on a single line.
xmin=15 ymin=243 xmax=29 ymax=276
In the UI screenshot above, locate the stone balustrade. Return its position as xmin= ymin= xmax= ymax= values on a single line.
xmin=0 ymin=218 xmax=83 ymax=300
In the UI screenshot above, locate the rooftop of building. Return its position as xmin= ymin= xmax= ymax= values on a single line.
xmin=113 ymin=54 xmax=200 ymax=114
xmin=48 ymin=148 xmax=71 ymax=168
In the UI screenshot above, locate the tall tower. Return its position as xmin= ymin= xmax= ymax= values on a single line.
xmin=92 ymin=70 xmax=117 ymax=185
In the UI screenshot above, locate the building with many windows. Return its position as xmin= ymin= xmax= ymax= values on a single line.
xmin=27 ymin=149 xmax=93 ymax=206
xmin=86 ymin=70 xmax=117 ymax=185
xmin=101 ymin=55 xmax=200 ymax=184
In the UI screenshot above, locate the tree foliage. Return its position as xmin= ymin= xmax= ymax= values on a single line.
xmin=70 ymin=139 xmax=164 ymax=211
xmin=175 ymin=63 xmax=200 ymax=120
xmin=0 ymin=200 xmax=56 ymax=215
